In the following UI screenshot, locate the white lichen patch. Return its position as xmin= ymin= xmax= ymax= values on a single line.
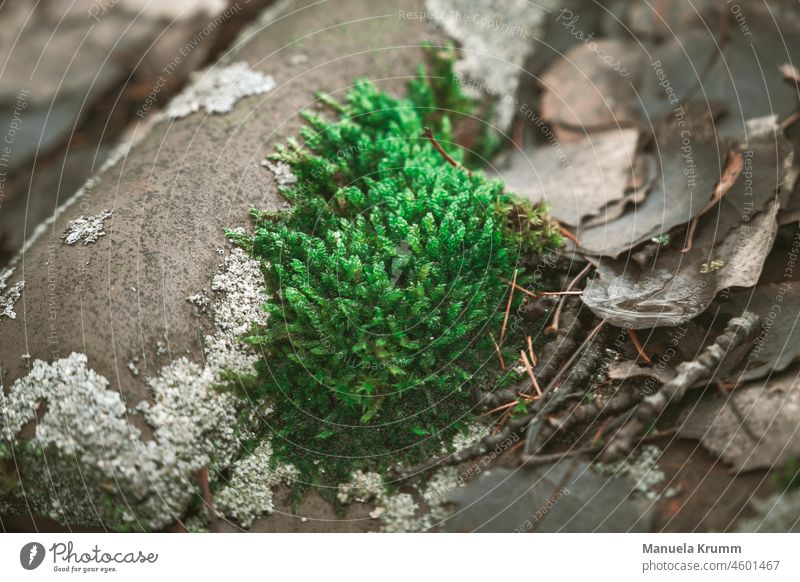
xmin=160 ymin=62 xmax=276 ymax=120
xmin=426 ymin=0 xmax=556 ymax=130
xmin=61 ymin=209 xmax=113 ymax=245
xmin=336 ymin=423 xmax=490 ymax=532
xmin=593 ymin=444 xmax=679 ymax=501
xmin=0 ymin=267 xmax=24 ymax=320
xmin=451 ymin=422 xmax=491 ymax=452
xmin=214 ymin=440 xmax=297 ymax=528
xmin=1 ymin=241 xmax=274 ymax=529
xmin=0 ymin=352 xmax=240 ymax=529
xmin=336 ymin=470 xmax=421 ymax=532
xmin=336 ymin=470 xmax=385 ymax=504
xmin=380 ymin=493 xmax=421 ymax=533
xmin=261 ymin=159 xmax=297 ymax=186
xmin=191 ymin=247 xmax=270 ymax=374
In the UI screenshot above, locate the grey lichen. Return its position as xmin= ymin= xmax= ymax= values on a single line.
xmin=594 ymin=444 xmax=679 ymax=501
xmin=261 ymin=159 xmax=297 ymax=186
xmin=0 ymin=352 xmax=240 ymax=529
xmin=160 ymin=62 xmax=276 ymax=120
xmin=1 ymin=243 xmax=275 ymax=530
xmin=425 ymin=0 xmax=556 ymax=130
xmin=214 ymin=439 xmax=297 ymax=528
xmin=336 ymin=423 xmax=490 ymax=532
xmin=0 ymin=267 xmax=24 ymax=320
xmin=61 ymin=209 xmax=113 ymax=245
xmin=191 ymin=246 xmax=270 ymax=373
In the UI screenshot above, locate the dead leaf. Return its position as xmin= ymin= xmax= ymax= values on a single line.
xmin=580 ymin=126 xmax=795 ymax=328
xmin=538 ymin=39 xmax=646 ymax=139
xmin=576 ymin=105 xmax=725 ymax=257
xmin=715 ymin=283 xmax=800 ymax=383
xmin=497 ymin=129 xmax=639 ymax=226
xmin=539 ymin=19 xmax=800 ymax=142
xmin=582 ymin=196 xmax=780 ymax=329
xmin=679 ymin=371 xmax=800 ymax=472
xmin=682 ymin=150 xmax=744 ymax=253
xmin=443 ymin=459 xmax=650 ymax=532
xmin=583 ymin=153 xmax=657 ymax=228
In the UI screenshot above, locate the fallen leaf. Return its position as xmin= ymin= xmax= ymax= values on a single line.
xmin=496 ymin=129 xmax=639 ymax=226
xmin=580 ymin=126 xmax=795 ymax=328
xmin=715 ymin=283 xmax=800 ymax=383
xmin=682 ymin=150 xmax=744 ymax=253
xmin=576 ymin=105 xmax=725 ymax=257
xmin=582 ymin=196 xmax=780 ymax=328
xmin=583 ymin=153 xmax=657 ymax=228
xmin=443 ymin=459 xmax=650 ymax=532
xmin=679 ymin=371 xmax=800 ymax=472
xmin=539 ymin=20 xmax=800 ymax=141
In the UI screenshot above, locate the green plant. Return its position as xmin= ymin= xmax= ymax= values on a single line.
xmin=228 ymin=47 xmax=561 ymax=489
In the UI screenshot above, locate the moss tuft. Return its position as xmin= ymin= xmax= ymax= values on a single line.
xmin=228 ymin=47 xmax=561 ymax=491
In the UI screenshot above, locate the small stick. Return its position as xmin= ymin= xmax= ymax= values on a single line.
xmin=681 ymin=150 xmax=744 ymax=254
xmin=527 ymin=335 xmax=537 ymax=366
xmin=520 ymin=428 xmax=678 ymax=468
xmin=490 ymin=333 xmax=506 ymax=369
xmin=781 ymin=110 xmax=800 ymax=131
xmin=422 ymin=127 xmax=471 ymax=176
xmin=500 ymin=277 xmax=537 ymax=298
xmin=628 ymin=329 xmax=652 ymax=364
xmin=483 ymin=400 xmax=519 ymax=416
xmin=546 ymin=264 xmax=592 ymax=335
xmin=546 ymin=319 xmax=607 ymax=393
xmin=523 ymin=319 xmax=607 ymax=455
xmin=558 ymin=224 xmax=580 ymax=244
xmin=500 ymin=269 xmax=518 ymax=343
xmin=592 ymin=417 xmax=614 ymax=445
xmin=499 ymin=278 xmax=581 ymax=299
xmin=520 ymin=350 xmax=542 ymax=396
xmin=512 ymin=114 xmax=525 ymax=149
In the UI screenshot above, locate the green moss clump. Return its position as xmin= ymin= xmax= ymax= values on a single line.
xmin=228 ymin=47 xmax=561 ymax=490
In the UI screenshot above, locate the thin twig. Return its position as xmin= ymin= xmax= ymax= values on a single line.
xmin=681 ymin=150 xmax=744 ymax=253
xmin=520 ymin=350 xmax=542 ymax=396
xmin=546 ymin=263 xmax=592 ymax=335
xmin=422 ymin=126 xmax=472 ymax=176
xmin=544 ymin=319 xmax=607 ymax=394
xmin=500 ymin=269 xmax=518 ymax=343
xmin=490 ymin=333 xmax=505 ymax=369
xmin=523 ymin=319 xmax=608 ymax=455
xmin=558 ymin=224 xmax=580 ymax=244
xmin=483 ymin=400 xmax=519 ymax=416
xmin=196 ymin=466 xmax=219 ymax=531
xmin=500 ymin=277 xmax=581 ymax=298
xmin=500 ymin=277 xmax=536 ymax=298
xmin=520 ymin=428 xmax=678 ymax=468
xmin=628 ymin=329 xmax=652 ymax=364
xmin=527 ymin=335 xmax=537 ymax=366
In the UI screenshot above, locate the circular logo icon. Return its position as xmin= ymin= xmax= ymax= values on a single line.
xmin=20 ymin=542 xmax=46 ymax=570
